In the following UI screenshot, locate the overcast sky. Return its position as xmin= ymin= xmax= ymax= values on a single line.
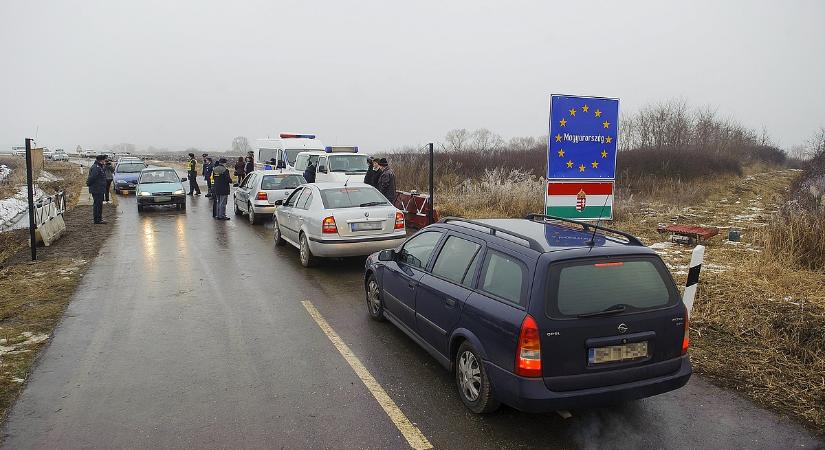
xmin=2 ymin=0 xmax=823 ymax=153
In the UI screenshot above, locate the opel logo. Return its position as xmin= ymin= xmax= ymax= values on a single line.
xmin=617 ymin=323 xmax=628 ymax=334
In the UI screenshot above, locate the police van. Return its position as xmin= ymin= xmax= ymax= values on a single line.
xmin=254 ymin=133 xmax=325 ymax=171
xmin=294 ymin=146 xmax=371 ymax=183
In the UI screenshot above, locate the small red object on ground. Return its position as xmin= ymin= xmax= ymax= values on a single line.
xmin=394 ymin=190 xmax=437 ymax=229
xmin=657 ymin=224 xmax=719 ymax=245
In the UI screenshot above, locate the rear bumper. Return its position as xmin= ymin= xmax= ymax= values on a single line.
xmin=485 ymin=355 xmax=692 ymax=413
xmin=251 ymin=203 xmax=276 ymax=215
xmin=307 ymin=234 xmax=407 ymax=257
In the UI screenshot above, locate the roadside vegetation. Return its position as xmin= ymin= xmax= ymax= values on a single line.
xmin=391 ymin=102 xmax=825 ymax=435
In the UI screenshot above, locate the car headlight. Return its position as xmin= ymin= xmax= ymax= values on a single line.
xmin=139 ymin=191 xmax=151 ymax=196
xmin=173 ymin=189 xmax=184 ymax=195
xmin=116 ymin=180 xmax=127 ymax=184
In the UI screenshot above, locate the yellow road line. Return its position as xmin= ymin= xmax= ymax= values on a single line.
xmin=301 ymin=300 xmax=433 ymax=450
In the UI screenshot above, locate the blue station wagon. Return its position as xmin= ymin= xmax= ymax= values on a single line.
xmin=363 ymin=214 xmax=691 ymax=413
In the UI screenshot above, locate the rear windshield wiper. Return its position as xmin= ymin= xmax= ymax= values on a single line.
xmin=577 ymin=305 xmax=627 ymax=318
xmin=359 ymin=201 xmax=387 ymax=207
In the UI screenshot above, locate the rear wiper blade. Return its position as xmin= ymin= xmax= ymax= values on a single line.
xmin=577 ymin=305 xmax=627 ymax=318
xmin=359 ymin=201 xmax=387 ymax=207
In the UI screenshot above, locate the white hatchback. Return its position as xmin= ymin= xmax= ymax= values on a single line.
xmin=273 ymin=182 xmax=406 ymax=267
xmin=234 ymin=170 xmax=306 ymax=224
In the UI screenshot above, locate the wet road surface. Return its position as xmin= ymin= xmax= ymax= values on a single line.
xmin=3 ymin=191 xmax=822 ymax=449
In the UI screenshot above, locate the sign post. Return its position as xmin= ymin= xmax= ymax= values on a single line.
xmin=546 ymin=94 xmax=619 ymax=221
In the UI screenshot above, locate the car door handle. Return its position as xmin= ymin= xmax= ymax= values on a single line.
xmin=408 ymin=282 xmax=418 ymax=289
xmin=444 ymin=297 xmax=457 ymax=308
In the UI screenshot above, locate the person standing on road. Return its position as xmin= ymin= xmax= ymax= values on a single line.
xmin=303 ymin=160 xmax=317 ymax=183
xmin=376 ymin=158 xmax=397 ymax=204
xmin=212 ymin=158 xmax=232 ymax=220
xmin=87 ymin=155 xmax=108 ymax=224
xmin=364 ymin=156 xmax=378 ymax=187
xmin=244 ymin=155 xmax=254 ymax=177
xmin=187 ymin=153 xmax=201 ymax=196
xmin=202 ymin=154 xmax=213 ymax=197
xmin=104 ymin=159 xmax=115 ymax=203
xmin=234 ymin=156 xmax=245 ymax=186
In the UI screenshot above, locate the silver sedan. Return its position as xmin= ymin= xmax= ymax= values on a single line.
xmin=273 ymin=182 xmax=406 ymax=267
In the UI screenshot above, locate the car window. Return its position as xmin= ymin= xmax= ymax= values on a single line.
xmin=480 ymin=251 xmax=526 ymax=306
xmin=318 ymin=156 xmax=328 ymax=171
xmin=294 ymin=188 xmax=312 ymax=209
xmin=431 ymin=236 xmax=482 ymax=286
xmin=297 ymin=191 xmax=313 ymax=209
xmin=261 ymin=175 xmax=305 ymax=190
xmin=139 ymin=170 xmax=179 ymax=184
xmin=398 ymin=232 xmax=443 ymax=269
xmin=284 ymin=187 xmax=304 ymax=207
xmin=462 ymin=248 xmax=482 ymax=288
xmin=320 ymin=186 xmax=388 ymax=209
xmin=116 ymin=163 xmax=145 ymax=173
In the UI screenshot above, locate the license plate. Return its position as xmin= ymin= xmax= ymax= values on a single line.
xmin=154 ymin=196 xmax=171 ymax=202
xmin=351 ymin=221 xmax=383 ymax=231
xmin=588 ymin=341 xmax=648 ymax=364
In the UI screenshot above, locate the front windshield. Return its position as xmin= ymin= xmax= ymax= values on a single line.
xmin=320 ymin=186 xmax=389 ymax=209
xmin=284 ymin=149 xmax=303 ymax=166
xmin=116 ymin=163 xmax=145 ymax=173
xmin=328 ymin=155 xmax=369 ymax=173
xmin=259 ymin=148 xmax=278 ymax=162
xmin=140 ymin=170 xmax=180 ymax=184
xmin=261 ymin=174 xmax=305 ymax=190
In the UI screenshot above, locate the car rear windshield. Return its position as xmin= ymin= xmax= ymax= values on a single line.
xmin=261 ymin=174 xmax=305 ymax=190
xmin=546 ymin=256 xmax=677 ymax=317
xmin=117 ymin=163 xmax=145 ymax=173
xmin=320 ymin=186 xmax=389 ymax=209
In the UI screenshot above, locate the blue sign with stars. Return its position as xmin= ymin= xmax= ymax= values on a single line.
xmin=548 ymin=94 xmax=619 ymax=179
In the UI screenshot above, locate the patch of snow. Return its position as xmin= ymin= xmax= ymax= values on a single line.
xmin=12 ymin=377 xmax=24 ymax=383
xmin=0 ymin=165 xmax=10 ymax=181
xmin=36 ymin=170 xmax=62 ymax=182
xmin=0 ymin=186 xmax=44 ymax=230
xmin=650 ymin=242 xmax=675 ymax=250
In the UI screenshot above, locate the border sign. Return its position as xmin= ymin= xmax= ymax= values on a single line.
xmin=546 ymin=94 xmax=619 ymax=220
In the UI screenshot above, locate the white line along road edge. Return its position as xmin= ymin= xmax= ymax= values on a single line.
xmin=301 ymin=300 xmax=433 ymax=450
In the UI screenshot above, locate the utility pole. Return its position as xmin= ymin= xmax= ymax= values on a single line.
xmin=25 ymin=138 xmax=36 ymax=261
xmin=428 ymin=142 xmax=434 ymax=225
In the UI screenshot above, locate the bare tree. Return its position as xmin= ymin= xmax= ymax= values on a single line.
xmin=441 ymin=129 xmax=470 ymax=152
xmin=471 ymin=128 xmax=505 ymax=153
xmin=232 ymin=136 xmax=252 ymax=154
xmin=809 ymin=127 xmax=825 ymax=158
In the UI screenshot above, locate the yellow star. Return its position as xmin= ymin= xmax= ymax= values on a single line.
xmin=579 ymin=164 xmax=586 ymax=172
xmin=555 ymin=134 xmax=562 ymax=142
xmin=594 ymin=109 xmax=602 ymax=118
xmin=557 ymin=148 xmax=565 ymax=157
xmin=603 ymin=120 xmax=610 ymax=129
xmin=566 ymin=160 xmax=574 ymax=168
xmin=601 ymin=149 xmax=608 ymax=158
xmin=591 ymin=160 xmax=599 ymax=169
xmin=605 ymin=136 xmax=613 ymax=144
xmin=559 ymin=118 xmax=567 ymax=127
xmin=582 ymin=105 xmax=589 ymax=113
xmin=569 ymin=108 xmax=576 ymax=116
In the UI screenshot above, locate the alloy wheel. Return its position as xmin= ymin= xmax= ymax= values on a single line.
xmin=458 ymin=350 xmax=482 ymax=402
xmin=368 ymin=279 xmax=381 ymax=315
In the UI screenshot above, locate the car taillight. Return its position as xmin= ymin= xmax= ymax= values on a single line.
xmin=394 ymin=212 xmax=405 ymax=230
xmin=256 ymin=192 xmax=268 ymax=201
xmin=515 ymin=314 xmax=542 ymax=377
xmin=682 ymin=306 xmax=690 ymax=355
xmin=322 ymin=216 xmax=338 ymax=234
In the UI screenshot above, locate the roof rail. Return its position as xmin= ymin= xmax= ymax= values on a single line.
xmin=439 ymin=217 xmax=545 ymax=252
xmin=524 ymin=214 xmax=644 ymax=247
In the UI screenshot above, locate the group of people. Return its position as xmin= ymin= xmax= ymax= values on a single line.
xmin=187 ymin=153 xmax=236 ymax=220
xmin=364 ymin=156 xmax=397 ymax=203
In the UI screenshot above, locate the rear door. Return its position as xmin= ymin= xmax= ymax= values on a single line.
xmin=278 ymin=187 xmax=307 ymax=243
xmin=235 ymin=173 xmax=253 ymax=211
xmin=539 ymin=255 xmax=686 ymax=391
xmin=381 ymin=231 xmax=444 ymax=329
xmin=415 ymin=233 xmax=484 ymax=355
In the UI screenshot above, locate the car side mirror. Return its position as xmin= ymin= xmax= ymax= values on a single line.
xmin=273 ymin=199 xmax=284 ymax=206
xmin=378 ymin=249 xmax=395 ymax=261
xmin=318 ymin=165 xmax=328 ymax=174
xmin=181 ymin=177 xmax=187 ymax=182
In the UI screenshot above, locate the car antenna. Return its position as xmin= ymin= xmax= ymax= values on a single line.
xmin=586 ymin=193 xmax=611 ymax=247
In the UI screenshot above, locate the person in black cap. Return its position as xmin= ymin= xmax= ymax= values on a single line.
xmin=86 ymin=155 xmax=108 ymax=224
xmin=187 ymin=153 xmax=201 ymax=196
xmin=376 ymin=157 xmax=397 ymax=203
xmin=202 ymin=154 xmax=213 ymax=196
xmin=364 ymin=156 xmax=378 ymax=187
xmin=212 ymin=158 xmax=232 ymax=220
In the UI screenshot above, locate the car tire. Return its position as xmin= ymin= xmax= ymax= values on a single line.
xmin=299 ymin=233 xmax=317 ymax=268
xmin=137 ymin=205 xmax=144 ymax=212
xmin=234 ymin=198 xmax=243 ymax=216
xmin=248 ymin=204 xmax=259 ymax=225
xmin=179 ymin=202 xmax=186 ymax=211
xmin=455 ymin=341 xmax=499 ymax=414
xmin=273 ymin=217 xmax=286 ymax=246
xmin=365 ymin=274 xmax=385 ymax=321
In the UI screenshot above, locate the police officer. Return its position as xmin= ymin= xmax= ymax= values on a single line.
xmin=187 ymin=153 xmax=201 ymax=196
xmin=303 ymin=160 xmax=316 ymax=183
xmin=202 ymin=154 xmax=213 ymax=197
xmin=376 ymin=158 xmax=397 ymax=203
xmin=87 ymin=155 xmax=108 ymax=224
xmin=364 ymin=156 xmax=378 ymax=187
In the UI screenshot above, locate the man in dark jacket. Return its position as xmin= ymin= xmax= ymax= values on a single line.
xmin=376 ymin=158 xmax=397 ymax=203
xmin=87 ymin=155 xmax=108 ymax=224
xmin=364 ymin=156 xmax=378 ymax=187
xmin=212 ymin=158 xmax=232 ymax=220
xmin=303 ymin=160 xmax=316 ymax=183
xmin=202 ymin=154 xmax=213 ymax=197
xmin=187 ymin=153 xmax=201 ymax=196
xmin=244 ymin=155 xmax=254 ymax=176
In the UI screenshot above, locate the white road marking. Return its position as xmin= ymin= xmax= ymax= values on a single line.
xmin=301 ymin=300 xmax=433 ymax=450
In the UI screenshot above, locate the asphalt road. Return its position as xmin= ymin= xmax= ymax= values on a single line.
xmin=3 ymin=189 xmax=822 ymax=449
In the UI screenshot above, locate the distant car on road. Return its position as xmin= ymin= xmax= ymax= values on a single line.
xmin=273 ymin=182 xmax=406 ymax=267
xmin=136 ymin=167 xmax=187 ymax=211
xmin=233 ymin=170 xmax=306 ymax=225
xmin=363 ymin=215 xmax=692 ymax=414
xmin=113 ymin=159 xmax=147 ymax=193
xmin=52 ymin=150 xmax=69 ymax=161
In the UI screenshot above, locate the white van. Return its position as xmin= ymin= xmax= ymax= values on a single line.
xmin=254 ymin=133 xmax=325 ymax=171
xmin=294 ymin=146 xmax=371 ymax=183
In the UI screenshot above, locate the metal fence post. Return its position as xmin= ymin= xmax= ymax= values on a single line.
xmin=428 ymin=142 xmax=434 ymax=225
xmin=25 ymin=138 xmax=36 ymax=261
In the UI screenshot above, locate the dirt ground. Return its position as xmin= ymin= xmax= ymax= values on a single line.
xmin=0 ymin=203 xmax=117 ymax=423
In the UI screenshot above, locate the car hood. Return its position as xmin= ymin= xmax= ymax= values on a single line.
xmin=114 ymin=173 xmax=140 ymax=183
xmin=137 ymin=182 xmax=183 ymax=193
